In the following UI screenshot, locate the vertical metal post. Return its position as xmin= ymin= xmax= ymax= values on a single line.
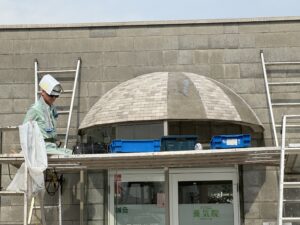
xmin=260 ymin=50 xmax=278 ymax=147
xmin=80 ymin=169 xmax=86 ymax=225
xmin=27 ymin=197 xmax=35 ymax=224
xmin=59 ymin=184 xmax=62 ymax=225
xmin=34 ymin=60 xmax=39 ymax=103
xmin=164 ymin=167 xmax=170 ymax=225
xmin=24 ymin=164 xmax=28 ymax=225
xmin=0 ymin=129 xmax=2 ymax=198
xmin=38 ymin=193 xmax=47 ymax=225
xmin=278 ymin=115 xmax=287 ymax=225
xmin=163 ymin=121 xmax=168 ymax=136
xmin=64 ymin=58 xmax=81 ymax=149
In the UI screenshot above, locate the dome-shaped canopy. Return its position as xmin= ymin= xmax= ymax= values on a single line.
xmin=79 ymin=72 xmax=262 ymax=130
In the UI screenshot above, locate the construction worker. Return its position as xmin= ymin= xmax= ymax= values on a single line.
xmin=24 ymin=74 xmax=72 ymax=155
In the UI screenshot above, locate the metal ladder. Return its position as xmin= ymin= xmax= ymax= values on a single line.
xmin=30 ymin=58 xmax=81 ymax=225
xmin=28 ymin=168 xmax=63 ymax=225
xmin=34 ymin=58 xmax=81 ymax=148
xmin=260 ymin=50 xmax=300 ymax=147
xmin=0 ymin=126 xmax=29 ymax=225
xmin=278 ymin=115 xmax=300 ymax=225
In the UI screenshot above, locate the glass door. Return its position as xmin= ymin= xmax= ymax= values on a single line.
xmin=170 ymin=168 xmax=240 ymax=225
xmin=108 ymin=169 xmax=165 ymax=225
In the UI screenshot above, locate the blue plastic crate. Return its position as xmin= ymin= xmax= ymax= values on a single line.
xmin=210 ymin=134 xmax=251 ymax=149
xmin=161 ymin=135 xmax=198 ymax=151
xmin=109 ymin=139 xmax=161 ymax=153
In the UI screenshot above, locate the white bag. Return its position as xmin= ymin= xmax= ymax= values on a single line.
xmin=194 ymin=143 xmax=203 ymax=150
xmin=7 ymin=121 xmax=48 ymax=197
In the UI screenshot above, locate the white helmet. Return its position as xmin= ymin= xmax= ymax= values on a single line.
xmin=39 ymin=74 xmax=62 ymax=96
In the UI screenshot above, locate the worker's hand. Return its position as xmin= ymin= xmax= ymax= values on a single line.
xmin=56 ymin=140 xmax=62 ymax=147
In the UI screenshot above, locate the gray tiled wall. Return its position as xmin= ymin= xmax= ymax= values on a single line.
xmin=1 ymin=17 xmax=300 ymax=224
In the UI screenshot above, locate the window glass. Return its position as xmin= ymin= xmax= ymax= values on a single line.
xmin=178 ymin=180 xmax=233 ymax=225
xmin=115 ymin=181 xmax=165 ymax=225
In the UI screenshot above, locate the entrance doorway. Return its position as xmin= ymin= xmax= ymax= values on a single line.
xmin=169 ymin=168 xmax=240 ymax=225
xmin=108 ymin=167 xmax=240 ymax=225
xmin=108 ymin=169 xmax=165 ymax=225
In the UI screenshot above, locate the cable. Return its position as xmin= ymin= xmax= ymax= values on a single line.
xmin=45 ymin=169 xmax=63 ymax=196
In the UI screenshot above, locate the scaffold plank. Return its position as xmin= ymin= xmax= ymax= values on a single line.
xmin=0 ymin=147 xmax=281 ymax=169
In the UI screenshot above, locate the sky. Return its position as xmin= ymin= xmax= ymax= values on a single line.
xmin=0 ymin=0 xmax=299 ymax=25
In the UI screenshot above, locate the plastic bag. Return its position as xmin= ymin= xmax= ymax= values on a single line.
xmin=7 ymin=121 xmax=48 ymax=197
xmin=194 ymin=143 xmax=203 ymax=150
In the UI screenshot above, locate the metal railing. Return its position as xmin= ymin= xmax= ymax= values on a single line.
xmin=278 ymin=115 xmax=300 ymax=225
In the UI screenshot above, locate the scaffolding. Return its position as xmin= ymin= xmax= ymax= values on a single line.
xmin=260 ymin=50 xmax=300 ymax=147
xmin=278 ymin=115 xmax=300 ymax=225
xmin=2 ymin=50 xmax=300 ymax=224
xmin=0 ymin=144 xmax=281 ymax=224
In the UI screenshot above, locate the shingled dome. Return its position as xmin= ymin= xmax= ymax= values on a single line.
xmin=79 ymin=72 xmax=262 ymax=131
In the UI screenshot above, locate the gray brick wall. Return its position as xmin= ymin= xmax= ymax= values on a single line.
xmin=243 ymin=165 xmax=278 ymax=225
xmin=1 ymin=17 xmax=300 ymax=224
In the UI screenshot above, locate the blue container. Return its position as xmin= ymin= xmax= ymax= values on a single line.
xmin=210 ymin=134 xmax=251 ymax=149
xmin=109 ymin=139 xmax=161 ymax=153
xmin=161 ymin=135 xmax=198 ymax=151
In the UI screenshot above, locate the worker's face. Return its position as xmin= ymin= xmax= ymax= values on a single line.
xmin=41 ymin=90 xmax=58 ymax=105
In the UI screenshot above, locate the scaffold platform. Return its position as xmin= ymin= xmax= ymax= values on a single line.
xmin=0 ymin=146 xmax=282 ymax=170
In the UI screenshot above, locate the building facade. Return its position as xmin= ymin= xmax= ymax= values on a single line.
xmin=1 ymin=16 xmax=300 ymax=225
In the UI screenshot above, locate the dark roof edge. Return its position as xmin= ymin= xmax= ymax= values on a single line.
xmin=1 ymin=16 xmax=300 ymax=30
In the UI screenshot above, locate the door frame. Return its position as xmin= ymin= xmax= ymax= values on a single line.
xmin=169 ymin=167 xmax=240 ymax=225
xmin=108 ymin=169 xmax=165 ymax=225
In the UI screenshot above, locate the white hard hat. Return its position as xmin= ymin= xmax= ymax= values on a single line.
xmin=39 ymin=74 xmax=62 ymax=96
